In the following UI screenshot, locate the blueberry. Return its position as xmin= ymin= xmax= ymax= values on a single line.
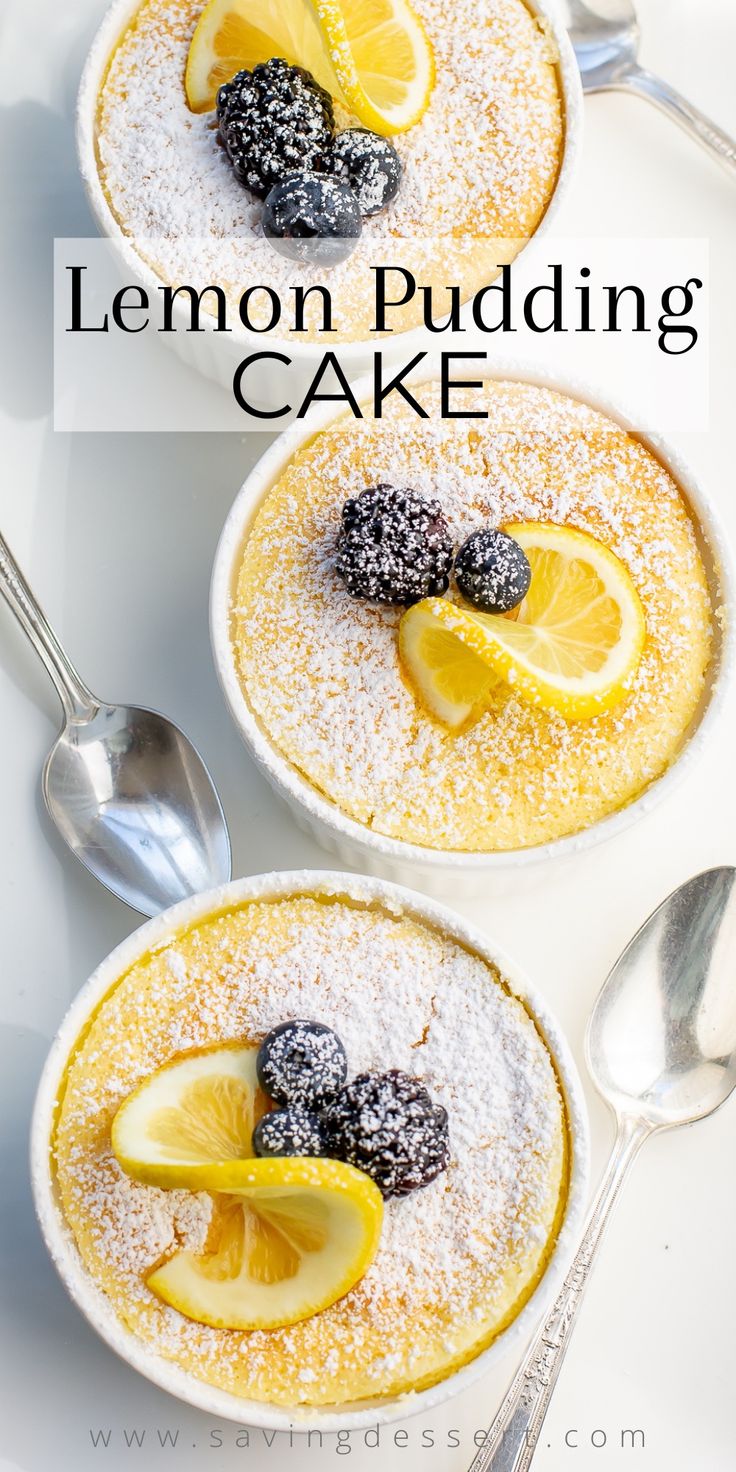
xmin=331 ymin=128 xmax=402 ymax=216
xmin=256 ymin=1020 xmax=348 ymax=1108
xmin=454 ymin=529 xmax=532 ymax=614
xmin=262 ymin=173 xmax=361 ymax=265
xmin=253 ymin=1106 xmax=327 ymax=1158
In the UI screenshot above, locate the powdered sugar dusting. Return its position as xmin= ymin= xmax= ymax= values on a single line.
xmin=54 ymin=890 xmax=567 ymax=1406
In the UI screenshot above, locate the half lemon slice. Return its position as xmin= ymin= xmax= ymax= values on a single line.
xmin=312 ymin=0 xmax=435 ymax=134
xmin=185 ymin=0 xmax=434 ymax=134
xmin=399 ymin=523 xmax=646 ymax=728
xmin=111 ymin=1044 xmax=269 ymax=1183
xmin=146 ymin=1157 xmax=383 ymax=1330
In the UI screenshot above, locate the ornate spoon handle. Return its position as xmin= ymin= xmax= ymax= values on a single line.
xmin=617 ymin=65 xmax=736 ymax=176
xmin=0 ymin=531 xmax=96 ymax=720
xmin=468 ymin=1114 xmax=651 ymax=1472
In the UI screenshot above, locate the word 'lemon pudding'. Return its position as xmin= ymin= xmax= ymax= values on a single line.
xmin=52 ymin=885 xmax=569 ymax=1407
xmin=231 ymin=381 xmax=715 ymax=853
xmin=92 ymin=0 xmax=565 ymax=339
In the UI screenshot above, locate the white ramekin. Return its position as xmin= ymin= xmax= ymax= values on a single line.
xmin=210 ymin=360 xmax=735 ymax=899
xmin=75 ymin=0 xmax=583 ymax=408
xmin=31 ymin=869 xmax=589 ymax=1432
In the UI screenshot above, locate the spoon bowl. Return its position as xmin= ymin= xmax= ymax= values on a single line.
xmin=563 ymin=0 xmax=736 ymax=175
xmin=563 ymin=0 xmax=639 ymax=90
xmin=0 ymin=533 xmax=231 ymax=916
xmin=587 ymin=867 xmax=736 ymax=1127
xmin=44 ymin=703 xmax=232 ymax=916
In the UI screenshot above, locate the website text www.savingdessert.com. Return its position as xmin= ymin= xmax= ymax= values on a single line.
xmin=86 ymin=1422 xmax=647 ymax=1455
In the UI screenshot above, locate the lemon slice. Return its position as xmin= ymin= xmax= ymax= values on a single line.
xmin=185 ymin=0 xmax=336 ymax=109
xmin=311 ymin=0 xmax=435 ymax=134
xmin=111 ymin=1045 xmax=269 ymax=1183
xmin=185 ymin=0 xmax=434 ymax=134
xmin=398 ymin=603 xmax=499 ymax=730
xmin=146 ymin=1157 xmax=383 ymax=1330
xmin=399 ymin=523 xmax=646 ymax=727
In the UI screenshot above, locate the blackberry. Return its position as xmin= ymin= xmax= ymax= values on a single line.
xmin=331 ymin=128 xmax=402 ymax=216
xmin=454 ymin=528 xmax=532 ymax=614
xmin=335 ymin=484 xmax=453 ymax=606
xmin=253 ymin=1106 xmax=327 ymax=1158
xmin=256 ymin=1020 xmax=348 ymax=1108
xmin=216 ymin=59 xmax=334 ymax=200
xmin=262 ymin=173 xmax=361 ymax=265
xmin=323 ymin=1070 xmax=450 ymax=1198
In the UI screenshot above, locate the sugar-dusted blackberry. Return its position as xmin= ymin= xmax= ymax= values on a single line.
xmin=331 ymin=128 xmax=402 ymax=216
xmin=253 ymin=1106 xmax=327 ymax=1158
xmin=323 ymin=1070 xmax=450 ymax=1198
xmin=455 ymin=528 xmax=532 ymax=614
xmin=262 ymin=173 xmax=361 ymax=265
xmin=335 ymin=484 xmax=454 ymax=606
xmin=216 ymin=59 xmax=334 ymax=200
xmin=256 ymin=1020 xmax=348 ymax=1108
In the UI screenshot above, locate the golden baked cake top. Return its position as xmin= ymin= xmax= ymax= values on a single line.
xmin=232 ymin=381 xmax=715 ymax=852
xmin=94 ymin=0 xmax=564 ymax=338
xmin=54 ymin=889 xmax=568 ymax=1407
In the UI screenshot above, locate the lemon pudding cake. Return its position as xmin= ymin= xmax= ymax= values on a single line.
xmin=91 ymin=0 xmax=565 ymax=338
xmin=230 ymin=380 xmax=715 ymax=853
xmin=52 ymin=884 xmax=569 ymax=1407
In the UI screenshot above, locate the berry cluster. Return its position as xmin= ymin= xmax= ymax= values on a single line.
xmin=335 ymin=484 xmax=533 ymax=612
xmin=253 ymin=1020 xmax=449 ymax=1199
xmin=217 ymin=60 xmax=402 ymax=263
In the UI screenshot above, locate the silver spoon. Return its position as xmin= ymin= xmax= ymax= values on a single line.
xmin=0 ymin=532 xmax=231 ymax=916
xmin=468 ymin=866 xmax=736 ymax=1472
xmin=563 ymin=0 xmax=736 ymax=175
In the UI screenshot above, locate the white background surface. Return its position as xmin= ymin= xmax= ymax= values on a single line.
xmin=1 ymin=1 xmax=735 ymax=1468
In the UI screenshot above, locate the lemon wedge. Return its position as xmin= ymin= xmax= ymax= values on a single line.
xmin=111 ymin=1045 xmax=269 ymax=1183
xmin=145 ymin=1157 xmax=383 ymax=1330
xmin=185 ymin=0 xmax=434 ymax=134
xmin=399 ymin=523 xmax=646 ymax=727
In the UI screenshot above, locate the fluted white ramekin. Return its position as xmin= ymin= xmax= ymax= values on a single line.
xmin=31 ymin=869 xmax=589 ymax=1431
xmin=75 ymin=0 xmax=583 ymax=407
xmin=210 ymin=361 xmax=735 ymax=898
